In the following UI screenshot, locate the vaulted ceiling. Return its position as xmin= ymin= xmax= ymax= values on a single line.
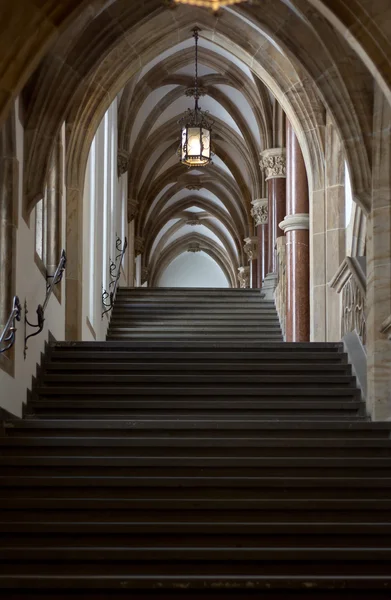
xmin=5 ymin=0 xmax=379 ymax=292
xmin=119 ymin=30 xmax=274 ymax=281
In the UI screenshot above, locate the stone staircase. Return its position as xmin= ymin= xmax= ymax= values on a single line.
xmin=0 ymin=287 xmax=391 ymax=598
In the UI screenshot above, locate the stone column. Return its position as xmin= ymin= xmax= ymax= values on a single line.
xmin=244 ymin=237 xmax=259 ymax=288
xmin=280 ymin=122 xmax=310 ymax=342
xmin=260 ymin=148 xmax=286 ymax=275
xmin=238 ymin=266 xmax=250 ymax=289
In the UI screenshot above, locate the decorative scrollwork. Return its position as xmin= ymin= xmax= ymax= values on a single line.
xmin=0 ymin=296 xmax=22 ymax=354
xmin=342 ymin=277 xmax=366 ymax=344
xmin=102 ymin=237 xmax=128 ymax=317
xmin=24 ymin=250 xmax=67 ymax=358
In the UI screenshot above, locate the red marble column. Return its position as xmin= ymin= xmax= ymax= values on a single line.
xmin=260 ymin=149 xmax=286 ymax=275
xmin=280 ymin=122 xmax=310 ymax=342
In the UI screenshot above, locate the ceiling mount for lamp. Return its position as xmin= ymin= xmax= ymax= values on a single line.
xmin=171 ymin=0 xmax=248 ymax=11
xmin=178 ymin=27 xmax=214 ymax=168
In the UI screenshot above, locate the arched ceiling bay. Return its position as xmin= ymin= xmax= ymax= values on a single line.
xmin=13 ymin=0 xmax=378 ymax=288
xmin=120 ymin=30 xmax=272 ymax=284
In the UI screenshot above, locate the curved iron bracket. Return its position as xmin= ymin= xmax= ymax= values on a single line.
xmin=24 ymin=303 xmax=45 ymax=359
xmin=0 ymin=296 xmax=22 ymax=354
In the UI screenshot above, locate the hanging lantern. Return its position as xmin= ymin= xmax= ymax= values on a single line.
xmin=172 ymin=0 xmax=247 ymax=10
xmin=179 ymin=28 xmax=213 ymax=168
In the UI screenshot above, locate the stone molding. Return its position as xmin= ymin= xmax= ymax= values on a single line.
xmin=251 ymin=198 xmax=268 ymax=226
xmin=117 ymin=149 xmax=130 ymax=177
xmin=380 ymin=315 xmax=391 ymax=339
xmin=238 ymin=266 xmax=250 ymax=288
xmin=134 ymin=236 xmax=145 ymax=256
xmin=243 ymin=236 xmax=258 ymax=261
xmin=128 ymin=198 xmax=139 ymax=222
xmin=329 ymin=256 xmax=366 ymax=296
xmin=259 ymin=148 xmax=286 ymax=181
xmin=279 ymin=213 xmax=310 ymax=233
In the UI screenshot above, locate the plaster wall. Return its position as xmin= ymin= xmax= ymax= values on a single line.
xmin=0 ymin=103 xmax=66 ymax=417
xmin=158 ymin=251 xmax=229 ymax=288
xmin=81 ymin=97 xmax=127 ymax=342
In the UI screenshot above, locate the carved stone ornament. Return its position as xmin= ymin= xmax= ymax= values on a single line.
xmin=238 ymin=266 xmax=250 ymax=289
xmin=185 ymin=85 xmax=207 ymax=97
xmin=186 ymin=184 xmax=202 ymax=191
xmin=259 ymin=148 xmax=286 ymax=181
xmin=134 ymin=236 xmax=145 ymax=257
xmin=243 ymin=237 xmax=258 ymax=262
xmin=251 ymin=198 xmax=268 ymax=226
xmin=186 ymin=217 xmax=201 ymax=226
xmin=141 ymin=267 xmax=150 ymax=285
xmin=279 ymin=213 xmax=310 ymax=233
xmin=128 ymin=198 xmax=139 ymax=222
xmin=117 ymin=149 xmax=130 ymax=177
xmin=187 ymin=243 xmax=201 ymax=253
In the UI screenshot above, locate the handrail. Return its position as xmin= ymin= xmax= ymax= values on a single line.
xmin=102 ymin=236 xmax=128 ymax=317
xmin=24 ymin=249 xmax=67 ymax=358
xmin=0 ymin=296 xmax=22 ymax=354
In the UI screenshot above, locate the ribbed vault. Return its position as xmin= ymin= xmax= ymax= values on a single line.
xmin=0 ymin=0 xmax=385 ymax=330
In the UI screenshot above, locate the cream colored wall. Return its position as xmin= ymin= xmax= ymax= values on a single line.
xmin=0 ymin=103 xmax=66 ymax=417
xmin=81 ymin=96 xmax=128 ymax=342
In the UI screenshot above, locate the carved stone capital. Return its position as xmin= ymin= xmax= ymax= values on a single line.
xmin=117 ymin=149 xmax=130 ymax=177
xmin=187 ymin=243 xmax=201 ymax=253
xmin=238 ymin=266 xmax=250 ymax=289
xmin=279 ymin=213 xmax=310 ymax=233
xmin=134 ymin=236 xmax=145 ymax=257
xmin=141 ymin=267 xmax=150 ymax=285
xmin=259 ymin=148 xmax=286 ymax=181
xmin=243 ymin=236 xmax=258 ymax=262
xmin=251 ymin=198 xmax=268 ymax=226
xmin=128 ymin=198 xmax=139 ymax=222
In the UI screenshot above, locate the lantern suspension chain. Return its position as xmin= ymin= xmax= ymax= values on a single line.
xmin=193 ymin=27 xmax=200 ymax=113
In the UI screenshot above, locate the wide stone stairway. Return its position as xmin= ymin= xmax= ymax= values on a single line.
xmin=1 ymin=288 xmax=391 ymax=598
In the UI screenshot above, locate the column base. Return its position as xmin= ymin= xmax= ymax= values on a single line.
xmin=262 ymin=273 xmax=278 ymax=301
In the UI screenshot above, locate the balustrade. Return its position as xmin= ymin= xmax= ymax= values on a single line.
xmin=330 ymin=257 xmax=366 ymax=345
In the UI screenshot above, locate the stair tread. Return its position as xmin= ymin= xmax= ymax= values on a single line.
xmin=3 ymin=288 xmax=386 ymax=593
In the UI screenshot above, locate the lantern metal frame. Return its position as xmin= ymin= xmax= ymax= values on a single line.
xmin=179 ymin=27 xmax=214 ymax=168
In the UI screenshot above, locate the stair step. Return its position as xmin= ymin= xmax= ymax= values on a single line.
xmin=40 ymin=374 xmax=356 ymax=385
xmin=3 ymin=287 xmax=386 ymax=594
xmin=51 ymin=340 xmax=343 ymax=350
xmin=30 ymin=400 xmax=362 ymax=410
xmin=1 ymin=575 xmax=391 ymax=594
xmin=44 ymin=362 xmax=352 ymax=374
xmin=48 ymin=351 xmax=348 ymax=363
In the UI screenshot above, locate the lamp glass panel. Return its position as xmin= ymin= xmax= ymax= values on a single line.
xmin=202 ymin=128 xmax=211 ymax=158
xmin=187 ymin=127 xmax=202 ymax=157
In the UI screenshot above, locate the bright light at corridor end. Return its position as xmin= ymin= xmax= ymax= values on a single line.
xmin=173 ymin=0 xmax=247 ymax=10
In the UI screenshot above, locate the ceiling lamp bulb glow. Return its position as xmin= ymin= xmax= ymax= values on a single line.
xmin=179 ymin=27 xmax=214 ymax=168
xmin=173 ymin=0 xmax=247 ymax=10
